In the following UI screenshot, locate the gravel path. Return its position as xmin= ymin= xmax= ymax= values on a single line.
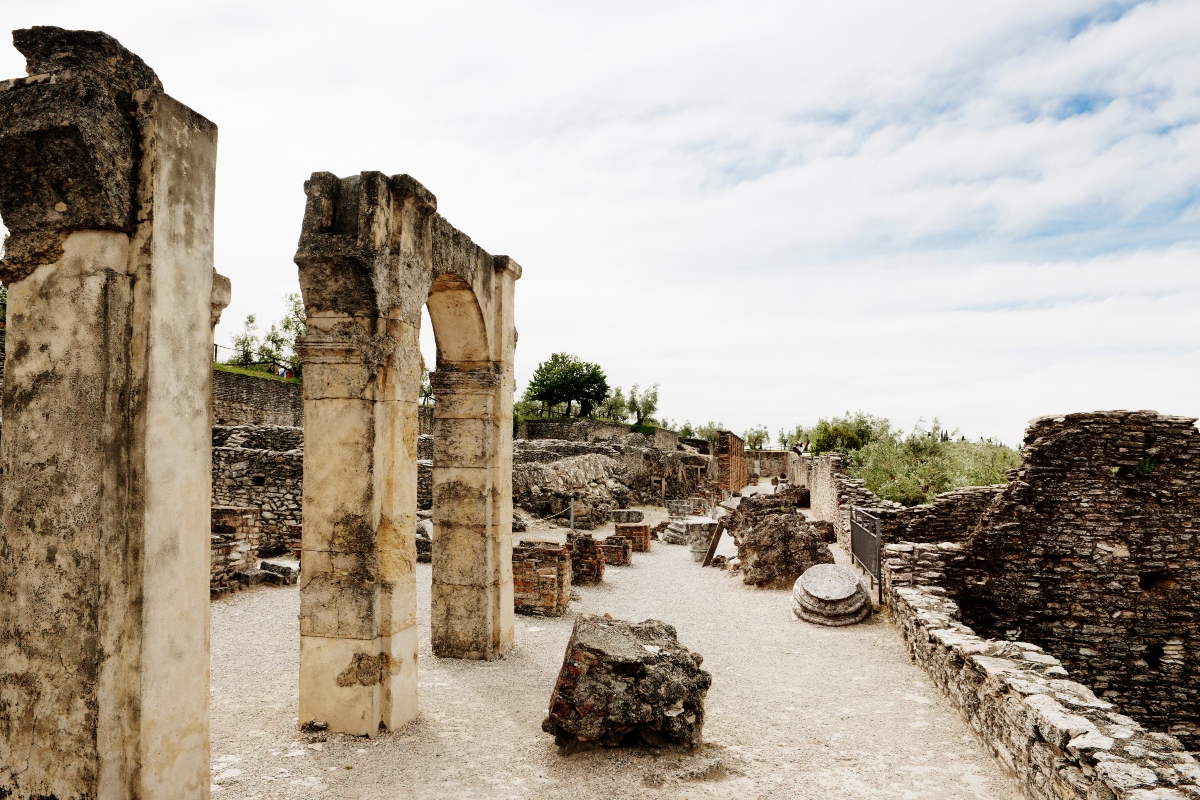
xmin=210 ymin=506 xmax=1021 ymax=799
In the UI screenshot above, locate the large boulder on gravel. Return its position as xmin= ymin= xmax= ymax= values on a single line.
xmin=542 ymin=614 xmax=712 ymax=750
xmin=791 ymin=564 xmax=870 ymax=626
xmin=738 ymin=514 xmax=834 ymax=588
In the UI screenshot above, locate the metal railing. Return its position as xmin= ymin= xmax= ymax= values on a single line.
xmin=849 ymin=506 xmax=882 ymax=605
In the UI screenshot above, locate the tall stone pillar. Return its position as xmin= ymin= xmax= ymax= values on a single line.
xmin=0 ymin=27 xmax=220 ymax=800
xmin=294 ymin=172 xmax=434 ymax=736
xmin=430 ymin=256 xmax=519 ymax=661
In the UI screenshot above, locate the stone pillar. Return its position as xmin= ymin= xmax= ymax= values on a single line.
xmin=293 ymin=171 xmax=435 ymax=736
xmin=0 ymin=27 xmax=220 ymax=800
xmin=430 ymin=256 xmax=519 ymax=660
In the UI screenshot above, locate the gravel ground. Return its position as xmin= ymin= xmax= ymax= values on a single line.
xmin=210 ymin=503 xmax=1021 ymax=800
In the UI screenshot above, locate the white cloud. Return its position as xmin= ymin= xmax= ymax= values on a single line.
xmin=0 ymin=0 xmax=1197 ymax=442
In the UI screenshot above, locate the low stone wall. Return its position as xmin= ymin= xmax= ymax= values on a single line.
xmin=211 ymin=506 xmax=260 ymax=596
xmin=513 ymin=541 xmax=572 ymax=616
xmin=652 ymin=427 xmax=679 ymax=451
xmin=884 ymin=541 xmax=1200 ymax=799
xmin=212 ymin=368 xmax=303 ymax=427
xmin=520 ymin=418 xmax=633 ymax=443
xmin=212 ymin=425 xmax=303 ymax=556
xmin=897 ymin=485 xmax=1006 ymax=543
xmin=597 ymin=536 xmax=632 ymax=567
xmin=567 ymin=533 xmax=605 ymax=585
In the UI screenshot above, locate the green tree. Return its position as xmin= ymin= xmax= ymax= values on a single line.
xmin=679 ymin=421 xmax=695 ymax=438
xmin=743 ymin=425 xmax=770 ymax=450
xmin=627 ymin=383 xmax=660 ymax=425
xmin=695 ymin=421 xmax=725 ymax=443
xmin=420 ymin=367 xmax=433 ymax=406
xmin=526 ymin=353 xmax=610 ymax=418
xmin=230 ymin=314 xmax=259 ymax=367
xmin=806 ymin=411 xmax=890 ymax=455
xmin=598 ymin=386 xmax=629 ymax=422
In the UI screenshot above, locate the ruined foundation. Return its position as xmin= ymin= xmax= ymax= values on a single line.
xmin=513 ymin=541 xmax=572 ymax=616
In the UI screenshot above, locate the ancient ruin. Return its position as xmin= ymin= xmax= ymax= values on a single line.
xmin=512 ymin=540 xmax=572 ymax=616
xmin=0 ymin=27 xmax=224 ymax=798
xmin=791 ymin=564 xmax=871 ymax=626
xmin=292 ymin=170 xmax=521 ymax=735
xmin=542 ymin=615 xmax=712 ymax=750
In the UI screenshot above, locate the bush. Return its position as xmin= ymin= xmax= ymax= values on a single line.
xmin=848 ymin=420 xmax=1020 ymax=505
xmin=629 ymin=422 xmax=657 ymax=436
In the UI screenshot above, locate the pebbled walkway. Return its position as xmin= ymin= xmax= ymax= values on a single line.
xmin=209 ymin=505 xmax=1021 ymax=800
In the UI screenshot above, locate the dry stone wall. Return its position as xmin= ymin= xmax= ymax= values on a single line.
xmin=212 ymin=368 xmax=303 ymax=427
xmin=211 ymin=425 xmax=302 ymax=556
xmin=884 ymin=542 xmax=1200 ymax=799
xmin=210 ymin=506 xmax=261 ymax=596
xmin=955 ymin=411 xmax=1200 ymax=750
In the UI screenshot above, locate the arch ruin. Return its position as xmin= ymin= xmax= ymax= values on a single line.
xmin=293 ymin=171 xmax=520 ymax=735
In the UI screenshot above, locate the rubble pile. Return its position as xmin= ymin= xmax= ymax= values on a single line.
xmin=791 ymin=564 xmax=870 ymax=626
xmin=415 ymin=516 xmax=433 ymax=563
xmin=737 ymin=514 xmax=834 ymax=588
xmin=542 ymin=614 xmax=712 ymax=750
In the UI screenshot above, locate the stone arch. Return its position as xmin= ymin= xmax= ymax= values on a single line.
xmin=293 ymin=171 xmax=520 ymax=737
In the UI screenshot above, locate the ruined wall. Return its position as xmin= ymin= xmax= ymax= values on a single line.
xmin=884 ymin=542 xmax=1200 ymax=800
xmin=746 ymin=449 xmax=788 ymax=478
xmin=954 ymin=411 xmax=1200 ymax=750
xmin=513 ymin=541 xmax=572 ymax=616
xmin=520 ymin=418 xmax=633 ymax=443
xmin=897 ymin=485 xmax=1005 ymax=543
xmin=210 ymin=506 xmax=260 ymax=596
xmin=716 ymin=431 xmax=746 ymax=493
xmin=212 ymin=368 xmax=303 ymax=427
xmin=211 ymin=425 xmax=302 ymax=556
xmin=652 ymin=427 xmax=679 ymax=451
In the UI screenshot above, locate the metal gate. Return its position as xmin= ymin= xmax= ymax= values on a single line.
xmin=849 ymin=506 xmax=882 ymax=604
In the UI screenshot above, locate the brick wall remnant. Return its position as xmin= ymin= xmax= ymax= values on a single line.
xmin=884 ymin=541 xmax=1200 ymax=800
xmin=617 ymin=522 xmax=651 ymax=552
xmin=211 ymin=425 xmax=303 ymax=557
xmin=542 ymin=615 xmax=712 ymax=750
xmin=716 ymin=431 xmax=746 ymax=493
xmin=513 ymin=541 xmax=572 ymax=616
xmin=955 ymin=411 xmax=1200 ymax=750
xmin=210 ymin=506 xmax=261 ymax=596
xmin=597 ymin=536 xmax=633 ymax=567
xmin=213 ymin=368 xmax=303 ymax=427
xmin=567 ymin=533 xmax=606 ymax=585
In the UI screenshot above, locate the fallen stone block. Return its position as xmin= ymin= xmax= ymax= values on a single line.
xmin=791 ymin=564 xmax=870 ymax=626
xmin=542 ymin=614 xmax=712 ymax=750
xmin=416 ymin=518 xmax=433 ymax=563
xmin=234 ymin=568 xmax=267 ymax=588
xmin=611 ymin=509 xmax=645 ymax=524
xmin=662 ymin=516 xmax=716 ymax=546
xmin=666 ymin=500 xmax=694 ymax=519
xmin=260 ymin=561 xmax=299 ymax=586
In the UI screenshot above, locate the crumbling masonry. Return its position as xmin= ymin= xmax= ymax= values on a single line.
xmin=0 ymin=27 xmax=227 ymax=799
xmin=293 ymin=171 xmax=520 ymax=735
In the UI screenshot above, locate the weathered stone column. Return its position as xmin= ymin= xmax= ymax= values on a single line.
xmin=294 ymin=172 xmax=435 ymax=735
xmin=0 ymin=27 xmax=220 ymax=800
xmin=430 ymin=256 xmax=519 ymax=660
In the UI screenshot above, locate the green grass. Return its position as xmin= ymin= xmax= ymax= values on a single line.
xmin=214 ymin=362 xmax=301 ymax=384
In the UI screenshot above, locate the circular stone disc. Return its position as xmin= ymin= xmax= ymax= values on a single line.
xmin=798 ymin=564 xmax=860 ymax=602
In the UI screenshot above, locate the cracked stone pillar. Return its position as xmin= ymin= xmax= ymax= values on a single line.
xmin=0 ymin=27 xmax=221 ymax=800
xmin=294 ymin=172 xmax=434 ymax=736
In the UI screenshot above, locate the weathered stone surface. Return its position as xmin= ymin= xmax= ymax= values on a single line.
xmin=885 ymin=561 xmax=1200 ymax=800
xmin=0 ymin=26 xmax=221 ymax=800
xmin=611 ymin=508 xmax=645 ymax=524
xmin=211 ymin=506 xmax=261 ymax=596
xmin=415 ymin=518 xmax=433 ymax=563
xmin=542 ymin=615 xmax=712 ymax=750
xmin=212 ymin=424 xmax=302 ymax=557
xmin=736 ymin=514 xmax=834 ymax=588
xmin=791 ymin=564 xmax=870 ymax=626
xmin=662 ymin=516 xmax=717 ymax=546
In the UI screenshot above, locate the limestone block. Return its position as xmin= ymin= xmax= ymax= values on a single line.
xmin=542 ymin=615 xmax=711 ymax=750
xmin=791 ymin=564 xmax=870 ymax=626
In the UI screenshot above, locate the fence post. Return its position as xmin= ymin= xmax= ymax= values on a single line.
xmin=874 ymin=516 xmax=882 ymax=605
xmin=569 ymin=499 xmax=575 ymax=531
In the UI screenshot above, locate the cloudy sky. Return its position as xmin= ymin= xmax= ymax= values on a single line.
xmin=3 ymin=1 xmax=1198 ymax=444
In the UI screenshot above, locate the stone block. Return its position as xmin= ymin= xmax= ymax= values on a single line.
xmin=542 ymin=615 xmax=711 ymax=750
xmin=611 ymin=509 xmax=645 ymax=524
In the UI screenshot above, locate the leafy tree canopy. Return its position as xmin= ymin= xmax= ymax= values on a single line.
xmin=525 ymin=353 xmax=610 ymax=418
